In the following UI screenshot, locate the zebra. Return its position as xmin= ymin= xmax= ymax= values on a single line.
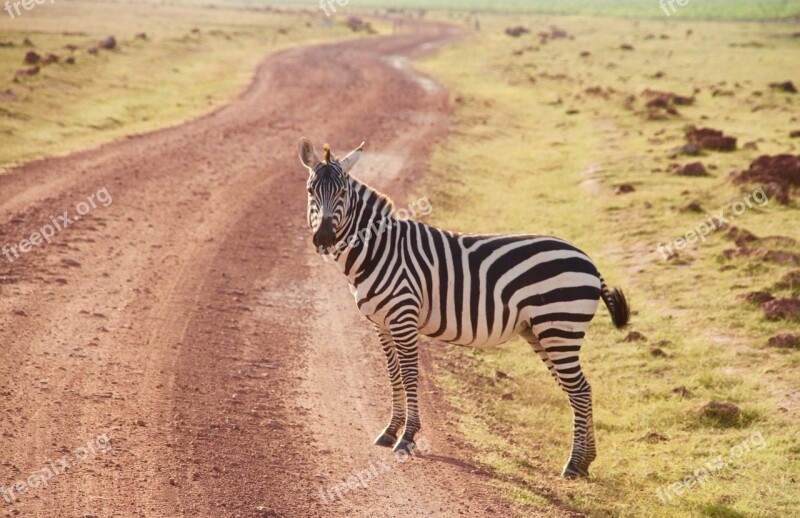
xmin=298 ymin=138 xmax=630 ymax=478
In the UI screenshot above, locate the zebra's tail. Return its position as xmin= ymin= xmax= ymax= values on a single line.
xmin=599 ymin=276 xmax=630 ymax=329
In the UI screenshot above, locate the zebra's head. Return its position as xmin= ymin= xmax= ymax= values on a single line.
xmin=298 ymin=138 xmax=364 ymax=252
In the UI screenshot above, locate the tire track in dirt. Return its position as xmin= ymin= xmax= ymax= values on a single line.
xmin=0 ymin=22 xmax=515 ymax=517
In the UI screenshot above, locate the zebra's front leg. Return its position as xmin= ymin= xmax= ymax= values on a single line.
xmin=373 ymin=325 xmax=406 ymax=448
xmin=389 ymin=320 xmax=421 ymax=454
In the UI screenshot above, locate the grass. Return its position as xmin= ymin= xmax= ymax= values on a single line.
xmin=0 ymin=1 xmax=358 ymax=167
xmin=412 ymin=12 xmax=800 ymax=518
xmin=277 ymin=0 xmax=800 ymax=20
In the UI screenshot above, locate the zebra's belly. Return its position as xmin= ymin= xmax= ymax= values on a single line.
xmin=430 ymin=329 xmax=523 ymax=348
xmin=418 ymin=313 xmax=528 ymax=348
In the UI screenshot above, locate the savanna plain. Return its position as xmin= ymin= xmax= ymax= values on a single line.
xmin=1 ymin=0 xmax=798 ymax=517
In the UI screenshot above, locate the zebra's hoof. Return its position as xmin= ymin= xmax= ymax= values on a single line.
xmin=561 ymin=463 xmax=589 ymax=479
xmin=374 ymin=432 xmax=397 ymax=448
xmin=393 ymin=438 xmax=415 ymax=454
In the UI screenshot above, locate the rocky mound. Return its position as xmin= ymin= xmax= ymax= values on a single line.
xmin=641 ymin=89 xmax=694 ymax=119
xmin=686 ymin=126 xmax=737 ymax=151
xmin=99 ymin=36 xmax=117 ymax=50
xmin=769 ymin=81 xmax=797 ymax=93
xmin=24 ymin=51 xmax=40 ymax=64
xmin=732 ymin=154 xmax=800 ymax=204
xmin=761 ymin=297 xmax=800 ymax=321
xmin=505 ymin=26 xmax=529 ymax=38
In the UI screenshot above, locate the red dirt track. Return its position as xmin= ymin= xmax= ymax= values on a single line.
xmin=0 ymin=23 xmax=515 ymax=517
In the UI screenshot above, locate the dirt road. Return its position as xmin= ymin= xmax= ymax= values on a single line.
xmin=0 ymin=23 xmax=514 ymax=517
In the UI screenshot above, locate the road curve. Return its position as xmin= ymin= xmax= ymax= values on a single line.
xmin=0 ymin=22 xmax=515 ymax=517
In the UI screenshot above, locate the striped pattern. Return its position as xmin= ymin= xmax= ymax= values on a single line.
xmin=300 ymin=141 xmax=629 ymax=478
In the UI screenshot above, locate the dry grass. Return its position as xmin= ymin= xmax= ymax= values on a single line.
xmin=415 ymin=11 xmax=799 ymax=518
xmin=0 ymin=1 xmax=357 ymax=166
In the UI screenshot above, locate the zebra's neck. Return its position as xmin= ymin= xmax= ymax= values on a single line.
xmin=330 ymin=177 xmax=399 ymax=281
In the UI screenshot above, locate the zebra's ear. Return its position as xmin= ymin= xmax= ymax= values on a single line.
xmin=339 ymin=141 xmax=365 ymax=174
xmin=298 ymin=137 xmax=321 ymax=170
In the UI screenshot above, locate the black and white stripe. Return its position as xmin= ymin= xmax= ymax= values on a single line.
xmin=299 ymin=139 xmax=630 ymax=478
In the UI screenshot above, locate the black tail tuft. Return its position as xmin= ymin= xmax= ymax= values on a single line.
xmin=600 ymin=280 xmax=630 ymax=329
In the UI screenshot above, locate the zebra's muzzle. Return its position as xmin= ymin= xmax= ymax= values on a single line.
xmin=312 ymin=218 xmax=337 ymax=251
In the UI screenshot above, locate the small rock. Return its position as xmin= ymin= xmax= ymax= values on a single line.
xmin=620 ymin=44 xmax=634 ymax=50
xmin=672 ymin=386 xmax=691 ymax=398
xmin=99 ymin=36 xmax=116 ymax=50
xmin=677 ymin=162 xmax=708 ymax=177
xmin=699 ymin=401 xmax=742 ymax=426
xmin=681 ymin=200 xmax=704 ymax=212
xmin=505 ymin=26 xmax=529 ymax=38
xmin=769 ymin=81 xmax=797 ymax=93
xmin=624 ymin=331 xmax=646 ymax=342
xmin=615 ymin=184 xmax=635 ymax=195
xmin=494 ymin=370 xmax=510 ymax=380
xmin=501 ymin=392 xmax=514 ymax=401
xmin=774 ymin=270 xmax=800 ymax=295
xmin=639 ymin=431 xmax=669 ymax=443
xmin=24 ymin=51 xmax=40 ymax=64
xmin=677 ymin=143 xmax=702 ymax=156
xmin=740 ymin=291 xmax=775 ymax=304
xmin=135 ymin=419 xmax=146 ymax=426
xmin=767 ymin=334 xmax=800 ymax=349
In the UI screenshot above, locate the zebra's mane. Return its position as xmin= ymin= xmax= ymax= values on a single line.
xmin=350 ymin=175 xmax=396 ymax=217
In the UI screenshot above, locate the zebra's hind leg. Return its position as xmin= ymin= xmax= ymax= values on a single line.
xmin=520 ymin=326 xmax=558 ymax=381
xmin=373 ymin=325 xmax=406 ymax=448
xmin=529 ymin=325 xmax=595 ymax=478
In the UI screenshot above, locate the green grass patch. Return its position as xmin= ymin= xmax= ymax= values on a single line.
xmin=278 ymin=0 xmax=800 ymax=20
xmin=415 ymin=12 xmax=800 ymax=517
